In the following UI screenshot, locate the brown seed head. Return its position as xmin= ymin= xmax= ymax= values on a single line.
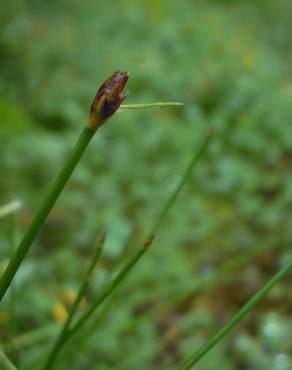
xmin=87 ymin=71 xmax=129 ymax=130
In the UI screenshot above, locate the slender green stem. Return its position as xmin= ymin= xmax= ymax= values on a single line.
xmin=42 ymin=234 xmax=105 ymax=370
xmin=69 ymin=248 xmax=145 ymax=337
xmin=149 ymin=128 xmax=213 ymax=237
xmin=65 ymin=129 xmax=213 ymax=346
xmin=68 ymin=234 xmax=105 ymax=329
xmin=119 ymin=102 xmax=183 ymax=110
xmin=0 ymin=127 xmax=96 ymax=302
xmin=7 ymin=214 xmax=17 ymax=329
xmin=0 ymin=350 xmax=18 ymax=370
xmin=176 ymin=257 xmax=292 ymax=370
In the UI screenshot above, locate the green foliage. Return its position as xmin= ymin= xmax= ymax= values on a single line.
xmin=0 ymin=0 xmax=291 ymax=369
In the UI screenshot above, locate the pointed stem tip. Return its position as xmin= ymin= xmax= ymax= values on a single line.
xmin=119 ymin=102 xmax=184 ymax=110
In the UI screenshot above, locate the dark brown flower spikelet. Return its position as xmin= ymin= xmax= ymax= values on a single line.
xmin=87 ymin=71 xmax=129 ymax=129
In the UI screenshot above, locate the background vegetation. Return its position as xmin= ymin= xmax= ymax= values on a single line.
xmin=0 ymin=0 xmax=292 ymax=369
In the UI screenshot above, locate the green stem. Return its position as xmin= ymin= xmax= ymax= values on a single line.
xmin=119 ymin=102 xmax=183 ymax=110
xmin=7 ymin=214 xmax=17 ymax=330
xmin=69 ymin=248 xmax=145 ymax=337
xmin=149 ymin=128 xmax=213 ymax=237
xmin=67 ymin=234 xmax=105 ymax=329
xmin=65 ymin=129 xmax=213 ymax=347
xmin=0 ymin=350 xmax=18 ymax=370
xmin=0 ymin=127 xmax=96 ymax=302
xmin=176 ymin=257 xmax=292 ymax=370
xmin=42 ymin=234 xmax=105 ymax=370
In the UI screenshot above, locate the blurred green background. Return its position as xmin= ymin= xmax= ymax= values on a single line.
xmin=0 ymin=0 xmax=292 ymax=369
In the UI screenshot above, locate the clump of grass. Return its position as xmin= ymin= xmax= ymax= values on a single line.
xmin=42 ymin=128 xmax=213 ymax=369
xmin=0 ymin=71 xmax=183 ymax=302
xmin=0 ymin=70 xmax=191 ymax=369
